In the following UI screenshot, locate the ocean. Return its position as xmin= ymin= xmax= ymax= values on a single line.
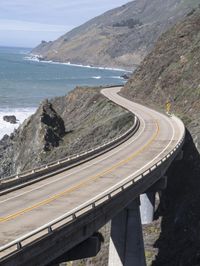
xmin=0 ymin=46 xmax=127 ymax=139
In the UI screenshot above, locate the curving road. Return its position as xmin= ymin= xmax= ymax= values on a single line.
xmin=0 ymin=87 xmax=185 ymax=260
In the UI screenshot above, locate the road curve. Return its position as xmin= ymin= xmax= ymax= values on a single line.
xmin=0 ymin=87 xmax=185 ymax=258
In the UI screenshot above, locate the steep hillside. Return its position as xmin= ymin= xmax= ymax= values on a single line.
xmin=32 ymin=0 xmax=199 ymax=70
xmin=121 ymin=8 xmax=200 ymax=265
xmin=0 ymin=87 xmax=134 ymax=178
xmin=122 ymin=8 xmax=200 ymax=147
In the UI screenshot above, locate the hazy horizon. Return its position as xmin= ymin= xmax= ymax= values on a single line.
xmin=0 ymin=0 xmax=129 ymax=48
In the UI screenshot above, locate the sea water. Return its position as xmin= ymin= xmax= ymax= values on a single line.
xmin=0 ymin=46 xmax=127 ymax=139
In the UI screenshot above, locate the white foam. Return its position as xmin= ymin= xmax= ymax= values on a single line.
xmin=110 ymin=76 xmax=124 ymax=79
xmin=24 ymin=55 xmax=40 ymax=62
xmin=0 ymin=108 xmax=36 ymax=140
xmin=92 ymin=76 xmax=101 ymax=79
xmin=25 ymin=54 xmax=131 ymax=72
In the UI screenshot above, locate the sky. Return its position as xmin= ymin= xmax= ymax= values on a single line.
xmin=0 ymin=0 xmax=129 ymax=48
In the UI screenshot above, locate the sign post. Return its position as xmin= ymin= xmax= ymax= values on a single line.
xmin=165 ymin=100 xmax=171 ymax=115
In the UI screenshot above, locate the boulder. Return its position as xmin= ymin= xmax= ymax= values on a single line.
xmin=3 ymin=115 xmax=18 ymax=124
xmin=121 ymin=73 xmax=131 ymax=80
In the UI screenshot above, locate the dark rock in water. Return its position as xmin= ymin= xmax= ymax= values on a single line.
xmin=3 ymin=115 xmax=18 ymax=124
xmin=38 ymin=55 xmax=45 ymax=61
xmin=121 ymin=73 xmax=131 ymax=80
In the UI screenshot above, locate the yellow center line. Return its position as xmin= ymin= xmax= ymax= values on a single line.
xmin=0 ymin=120 xmax=160 ymax=223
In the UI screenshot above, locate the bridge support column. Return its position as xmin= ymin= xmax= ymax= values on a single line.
xmin=108 ymin=198 xmax=146 ymax=266
xmin=140 ymin=176 xmax=168 ymax=224
xmin=140 ymin=192 xmax=155 ymax=225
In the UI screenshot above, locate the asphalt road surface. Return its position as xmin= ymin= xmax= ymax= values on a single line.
xmin=0 ymin=87 xmax=183 ymax=250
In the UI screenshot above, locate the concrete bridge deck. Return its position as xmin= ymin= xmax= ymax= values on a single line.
xmin=0 ymin=87 xmax=185 ymax=265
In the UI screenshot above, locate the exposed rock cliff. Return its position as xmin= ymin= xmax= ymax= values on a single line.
xmin=0 ymin=87 xmax=134 ymax=179
xmin=32 ymin=0 xmax=199 ymax=70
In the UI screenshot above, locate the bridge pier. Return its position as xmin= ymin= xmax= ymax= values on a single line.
xmin=140 ymin=192 xmax=155 ymax=224
xmin=140 ymin=176 xmax=168 ymax=224
xmin=108 ymin=198 xmax=146 ymax=266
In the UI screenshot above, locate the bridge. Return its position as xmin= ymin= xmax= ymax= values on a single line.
xmin=0 ymin=87 xmax=185 ymax=266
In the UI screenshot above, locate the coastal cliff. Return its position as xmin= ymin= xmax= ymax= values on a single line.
xmin=32 ymin=0 xmax=199 ymax=70
xmin=1 ymin=4 xmax=200 ymax=266
xmin=0 ymin=87 xmax=134 ymax=179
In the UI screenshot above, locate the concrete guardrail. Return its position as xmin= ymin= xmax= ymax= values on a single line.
xmin=0 ymin=116 xmax=139 ymax=195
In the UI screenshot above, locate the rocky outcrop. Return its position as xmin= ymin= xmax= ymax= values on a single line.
xmin=120 ymin=73 xmax=131 ymax=80
xmin=32 ymin=0 xmax=199 ymax=70
xmin=0 ymin=87 xmax=134 ymax=179
xmin=40 ymin=100 xmax=65 ymax=151
xmin=3 ymin=115 xmax=17 ymax=124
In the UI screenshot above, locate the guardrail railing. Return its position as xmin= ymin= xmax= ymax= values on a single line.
xmin=0 ymin=115 xmax=185 ymax=259
xmin=0 ymin=116 xmax=139 ymax=193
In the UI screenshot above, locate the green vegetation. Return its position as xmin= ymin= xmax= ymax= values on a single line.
xmin=113 ymin=18 xmax=143 ymax=28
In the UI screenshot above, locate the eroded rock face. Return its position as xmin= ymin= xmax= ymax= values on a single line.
xmin=0 ymin=101 xmax=67 ymax=177
xmin=3 ymin=115 xmax=17 ymax=124
xmin=40 ymin=100 xmax=65 ymax=151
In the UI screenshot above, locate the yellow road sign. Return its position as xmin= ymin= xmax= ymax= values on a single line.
xmin=165 ymin=101 xmax=171 ymax=114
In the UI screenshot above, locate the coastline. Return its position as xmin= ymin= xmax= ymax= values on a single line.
xmin=25 ymin=54 xmax=133 ymax=73
xmin=0 ymin=48 xmax=129 ymax=141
